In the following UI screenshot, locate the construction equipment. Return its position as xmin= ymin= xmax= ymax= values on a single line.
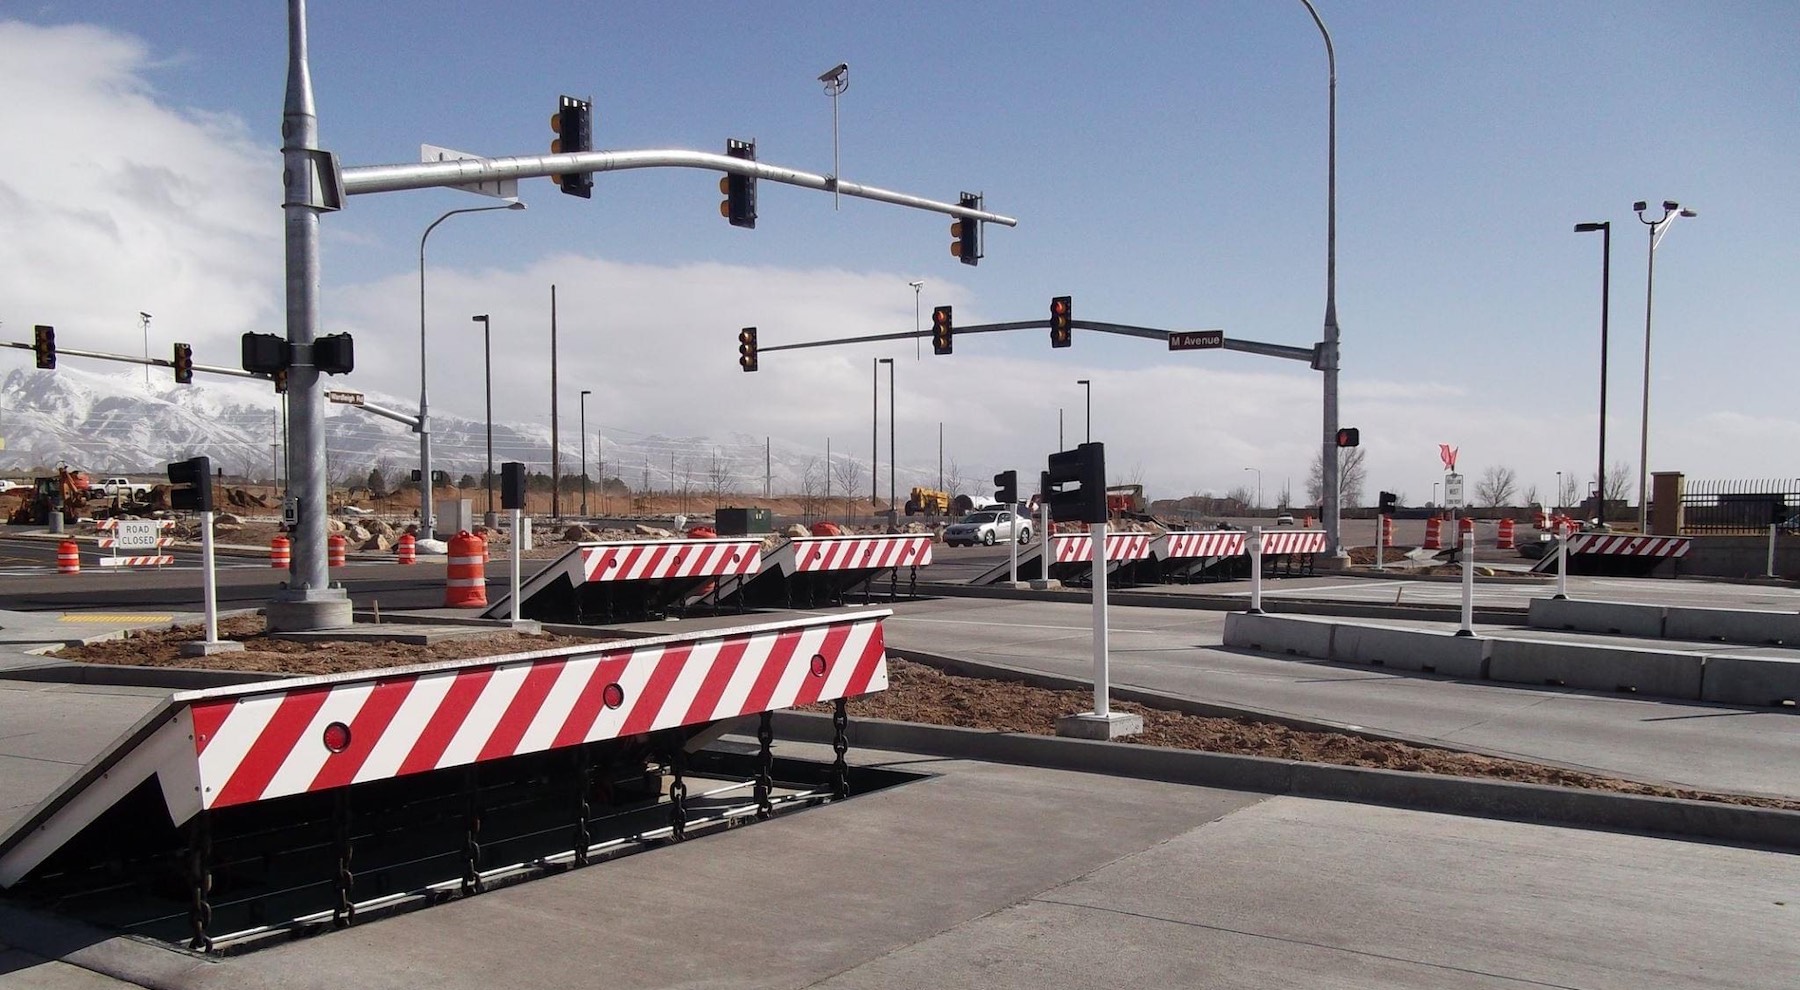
xmin=1105 ymin=484 xmax=1153 ymax=522
xmin=904 ymin=486 xmax=952 ymax=516
xmin=6 ymin=467 xmax=91 ymax=525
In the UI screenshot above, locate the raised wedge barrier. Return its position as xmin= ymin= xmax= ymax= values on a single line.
xmin=1043 ymin=531 xmax=1154 ymax=587
xmin=1529 ymin=532 xmax=1691 ymax=577
xmin=1149 ymin=530 xmax=1247 ymax=583
xmin=0 ymin=610 xmax=893 ymax=951
xmin=486 ymin=537 xmax=763 ymax=623
xmin=701 ymin=533 xmax=934 ymax=609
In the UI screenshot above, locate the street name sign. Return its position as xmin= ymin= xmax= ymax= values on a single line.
xmin=1168 ymin=330 xmax=1224 ymax=351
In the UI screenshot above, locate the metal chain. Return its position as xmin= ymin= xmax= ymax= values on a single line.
xmin=574 ymin=746 xmax=592 ymax=866
xmin=186 ymin=812 xmax=213 ymax=953
xmin=462 ymin=768 xmax=484 ymax=896
xmin=332 ymin=790 xmax=356 ymax=928
xmin=668 ymin=744 xmax=688 ymax=842
xmin=831 ymin=698 xmax=850 ymax=799
xmin=754 ymin=711 xmax=774 ymax=819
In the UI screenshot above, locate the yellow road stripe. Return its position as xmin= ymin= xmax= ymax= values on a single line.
xmin=58 ymin=614 xmax=175 ymax=623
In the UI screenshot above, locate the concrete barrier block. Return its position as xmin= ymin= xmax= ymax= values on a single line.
xmin=1222 ymin=612 xmax=1335 ymax=659
xmin=1701 ymin=654 xmax=1800 ymax=708
xmin=1488 ymin=638 xmax=1702 ymax=700
xmin=1331 ymin=623 xmax=1490 ymax=679
xmin=1527 ymin=598 xmax=1664 ymax=637
xmin=1664 ymin=606 xmax=1800 ymax=646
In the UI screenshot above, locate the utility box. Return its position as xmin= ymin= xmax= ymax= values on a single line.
xmin=717 ymin=507 xmax=772 ymax=536
xmin=444 ymin=499 xmax=474 ymax=539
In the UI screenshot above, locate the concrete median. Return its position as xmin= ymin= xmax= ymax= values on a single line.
xmin=1527 ymin=598 xmax=1665 ymax=637
xmin=1700 ymin=653 xmax=1800 ymax=708
xmin=1488 ymin=638 xmax=1704 ymax=699
xmin=1664 ymin=605 xmax=1800 ymax=646
xmin=1330 ymin=622 xmax=1491 ymax=679
xmin=1222 ymin=611 xmax=1334 ymax=659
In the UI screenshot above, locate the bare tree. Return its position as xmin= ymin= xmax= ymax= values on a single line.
xmin=1601 ymin=461 xmax=1632 ymax=502
xmin=1277 ymin=480 xmax=1292 ymax=510
xmin=832 ymin=457 xmax=865 ymax=521
xmin=705 ymin=450 xmax=734 ymax=508
xmin=1522 ymin=482 xmax=1539 ymax=507
xmin=1307 ymin=448 xmax=1366 ymax=508
xmin=945 ymin=458 xmax=969 ymax=497
xmin=1224 ymin=484 xmax=1255 ymax=510
xmin=797 ymin=457 xmax=826 ymax=525
xmin=1475 ymin=465 xmax=1518 ymax=507
xmin=1560 ymin=471 xmax=1582 ymax=509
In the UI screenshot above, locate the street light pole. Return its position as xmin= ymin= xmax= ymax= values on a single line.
xmin=871 ymin=357 xmax=879 ymax=515
xmin=1633 ymin=200 xmax=1698 ymax=531
xmin=420 ymin=202 xmax=524 ymax=538
xmin=1077 ymin=379 xmax=1091 ymax=444
xmin=1243 ymin=466 xmax=1262 ymax=512
xmin=909 ymin=279 xmax=923 ymax=361
xmin=579 ymin=389 xmax=592 ymax=516
xmin=1574 ymin=220 xmax=1611 ymax=523
xmin=1298 ymin=0 xmax=1344 ymax=557
xmin=880 ymin=358 xmax=895 ymax=530
xmin=473 ymin=314 xmax=494 ymax=527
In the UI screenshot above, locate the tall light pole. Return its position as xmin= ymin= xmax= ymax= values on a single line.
xmin=1555 ymin=470 xmax=1563 ymax=512
xmin=1077 ymin=379 xmax=1091 ymax=443
xmin=909 ymin=279 xmax=923 ymax=360
xmin=1574 ymin=219 xmax=1611 ymax=522
xmin=420 ymin=202 xmax=524 ymax=538
xmin=1298 ymin=0 xmax=1343 ymax=557
xmin=579 ymin=389 xmax=592 ymax=516
xmin=473 ymin=314 xmax=494 ymax=526
xmin=1243 ymin=466 xmax=1262 ymax=512
xmin=871 ymin=357 xmax=879 ymax=513
xmin=880 ymin=358 xmax=895 ymax=530
xmin=138 ymin=312 xmax=152 ymax=387
xmin=1633 ymin=199 xmax=1698 ymax=531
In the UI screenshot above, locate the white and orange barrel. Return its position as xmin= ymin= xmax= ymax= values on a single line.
xmin=270 ymin=535 xmax=291 ymax=569
xmin=1459 ymin=516 xmax=1476 ymax=545
xmin=1380 ymin=515 xmax=1394 ymax=546
xmin=1496 ymin=518 xmax=1516 ymax=550
xmin=1423 ymin=517 xmax=1442 ymax=550
xmin=396 ymin=533 xmax=417 ymax=565
xmin=327 ymin=533 xmax=347 ymax=568
xmin=445 ymin=531 xmax=488 ymax=608
xmin=57 ymin=540 xmax=80 ymax=575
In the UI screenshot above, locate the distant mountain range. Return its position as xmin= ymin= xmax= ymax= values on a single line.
xmin=0 ymin=366 xmax=936 ymax=498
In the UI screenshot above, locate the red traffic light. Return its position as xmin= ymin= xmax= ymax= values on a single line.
xmin=1335 ymin=427 xmax=1360 ymax=448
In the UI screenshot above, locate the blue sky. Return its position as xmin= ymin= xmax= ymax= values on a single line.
xmin=0 ymin=1 xmax=1794 ymax=506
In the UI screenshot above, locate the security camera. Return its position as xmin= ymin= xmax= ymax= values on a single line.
xmin=818 ymin=63 xmax=848 ymax=84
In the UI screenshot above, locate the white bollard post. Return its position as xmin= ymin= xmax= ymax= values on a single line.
xmin=201 ymin=509 xmax=219 ymax=643
xmin=1009 ymin=506 xmax=1020 ymax=584
xmin=1090 ymin=521 xmax=1110 ymax=718
xmin=1555 ymin=523 xmax=1570 ymax=600
xmin=1457 ymin=529 xmax=1475 ymax=636
xmin=1768 ymin=523 xmax=1778 ymax=578
xmin=1248 ymin=525 xmax=1264 ymax=614
xmin=510 ymin=508 xmax=524 ymax=625
xmin=1040 ymin=500 xmax=1052 ymax=580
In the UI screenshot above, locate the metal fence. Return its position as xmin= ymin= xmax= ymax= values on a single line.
xmin=1679 ymin=478 xmax=1800 ymax=535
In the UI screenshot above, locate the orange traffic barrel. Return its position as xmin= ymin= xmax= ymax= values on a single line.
xmin=1423 ymin=517 xmax=1442 ymax=550
xmin=445 ymin=531 xmax=488 ymax=608
xmin=396 ymin=533 xmax=417 ymax=565
xmin=1496 ymin=518 xmax=1516 ymax=550
xmin=270 ymin=535 xmax=291 ymax=569
xmin=1458 ymin=516 xmax=1476 ymax=546
xmin=57 ymin=540 xmax=80 ymax=575
xmin=327 ymin=533 xmax=348 ymax=568
xmin=1380 ymin=515 xmax=1394 ymax=546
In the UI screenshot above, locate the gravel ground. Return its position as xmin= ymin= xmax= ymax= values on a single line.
xmin=49 ymin=616 xmax=1800 ymax=811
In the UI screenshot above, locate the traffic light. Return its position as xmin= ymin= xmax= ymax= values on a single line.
xmin=994 ymin=469 xmax=1017 ymax=505
xmin=720 ymin=138 xmax=757 ymax=228
xmin=1045 ymin=442 xmax=1107 ymax=524
xmin=241 ymin=331 xmax=287 ymax=374
xmin=501 ymin=462 xmax=527 ymax=511
xmin=167 ymin=455 xmax=215 ymax=513
xmin=931 ymin=305 xmax=953 ymax=355
xmin=1378 ymin=490 xmax=1397 ymax=515
xmin=1050 ymin=296 xmax=1072 ymax=348
xmin=172 ymin=342 xmax=194 ymax=384
xmin=550 ymin=95 xmax=594 ymax=198
xmin=1335 ymin=427 xmax=1360 ymax=447
xmin=272 ymin=368 xmax=288 ymax=394
xmin=314 ymin=332 xmax=354 ymax=375
xmin=737 ymin=327 xmax=758 ymax=372
xmin=33 ymin=325 xmax=55 ymax=369
xmin=950 ymin=191 xmax=982 ymax=266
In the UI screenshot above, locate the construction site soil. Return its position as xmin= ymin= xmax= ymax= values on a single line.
xmin=50 ymin=615 xmax=1798 ymax=812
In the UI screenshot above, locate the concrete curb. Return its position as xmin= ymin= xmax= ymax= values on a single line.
xmin=773 ymin=710 xmax=1800 ymax=853
xmin=921 ymin=581 xmax=1527 ymax=624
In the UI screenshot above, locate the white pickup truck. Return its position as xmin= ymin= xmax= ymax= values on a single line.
xmin=98 ymin=477 xmax=155 ymax=501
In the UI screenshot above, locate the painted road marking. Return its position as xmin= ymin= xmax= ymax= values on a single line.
xmin=59 ymin=614 xmax=175 ymax=624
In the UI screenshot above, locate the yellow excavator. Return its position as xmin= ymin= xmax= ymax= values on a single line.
xmin=903 ymin=486 xmax=952 ymax=516
xmin=5 ymin=467 xmax=91 ymax=525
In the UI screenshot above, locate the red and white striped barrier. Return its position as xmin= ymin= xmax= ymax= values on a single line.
xmin=0 ymin=610 xmax=890 ymax=886
xmin=1049 ymin=532 xmax=1154 ymax=563
xmin=791 ymin=534 xmax=933 ymax=572
xmin=97 ymin=555 xmax=176 ymax=568
xmin=1258 ymin=530 xmax=1328 ymax=555
xmin=1566 ymin=533 xmax=1690 ymax=558
xmin=1159 ymin=531 xmax=1246 ymax=559
xmin=580 ymin=538 xmax=763 ymax=582
xmin=96 ymin=519 xmax=175 ymax=549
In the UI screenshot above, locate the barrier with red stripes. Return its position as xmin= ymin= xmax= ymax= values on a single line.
xmin=792 ymin=534 xmax=934 ymax=572
xmin=711 ymin=533 xmax=935 ymax=609
xmin=96 ymin=555 xmax=176 ymax=568
xmin=580 ymin=538 xmax=763 ymax=582
xmin=1257 ymin=530 xmax=1328 ymax=555
xmin=1566 ymin=533 xmax=1691 ymax=558
xmin=1158 ymin=531 xmax=1247 ymax=559
xmin=0 ymin=609 xmax=891 ymax=888
xmin=485 ymin=537 xmax=765 ymax=622
xmin=1049 ymin=532 xmax=1153 ymax=563
xmin=96 ymin=519 xmax=175 ymax=549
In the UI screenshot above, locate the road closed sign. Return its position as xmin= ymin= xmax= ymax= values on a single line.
xmin=114 ymin=520 xmax=161 ymax=550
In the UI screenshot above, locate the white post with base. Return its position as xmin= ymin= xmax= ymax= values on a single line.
xmin=1055 ymin=520 xmax=1141 ymax=740
xmin=510 ymin=507 xmax=524 ymax=627
xmin=1248 ymin=525 xmax=1264 ymax=614
xmin=1456 ymin=529 xmax=1476 ymax=637
xmin=181 ymin=510 xmax=245 ymax=657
